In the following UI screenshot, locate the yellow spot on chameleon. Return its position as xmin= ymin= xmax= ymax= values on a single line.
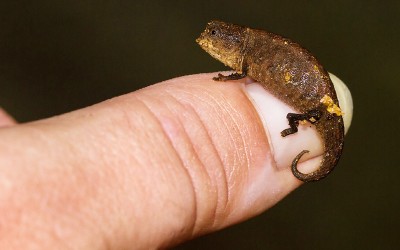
xmin=320 ymin=95 xmax=343 ymax=116
xmin=284 ymin=71 xmax=292 ymax=83
xmin=309 ymin=117 xmax=317 ymax=123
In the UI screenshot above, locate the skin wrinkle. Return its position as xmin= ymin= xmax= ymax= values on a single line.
xmin=211 ymin=106 xmax=243 ymax=216
xmin=180 ymin=91 xmax=233 ymax=193
xmin=218 ymin=91 xmax=251 ymax=184
xmin=175 ymin=119 xmax=205 ymax=237
xmin=132 ymin=95 xmax=198 ymax=240
xmin=122 ymin=98 xmax=174 ymax=181
xmin=111 ymin=99 xmax=156 ymax=174
xmin=107 ymin=96 xmax=184 ymax=249
xmin=163 ymin=84 xmax=253 ymax=227
xmin=162 ymin=98 xmax=205 ymax=236
xmin=222 ymin=104 xmax=258 ymax=218
xmin=161 ymin=88 xmax=231 ymax=230
xmin=160 ymin=92 xmax=221 ymax=231
xmin=163 ymin=90 xmax=228 ymax=176
xmin=173 ymin=91 xmax=232 ymax=171
xmin=130 ymin=98 xmax=197 ymax=220
xmin=203 ymin=86 xmax=250 ymax=213
xmin=181 ymin=102 xmax=229 ymax=229
xmin=104 ymin=100 xmax=164 ymax=221
xmin=198 ymin=88 xmax=240 ymax=187
xmin=226 ymin=107 xmax=253 ymax=201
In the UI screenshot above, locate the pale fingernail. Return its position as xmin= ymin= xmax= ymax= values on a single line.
xmin=329 ymin=73 xmax=353 ymax=135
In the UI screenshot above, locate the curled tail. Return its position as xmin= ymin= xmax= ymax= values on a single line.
xmin=291 ymin=115 xmax=344 ymax=182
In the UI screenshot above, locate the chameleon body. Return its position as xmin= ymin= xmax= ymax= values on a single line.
xmin=196 ymin=20 xmax=344 ymax=182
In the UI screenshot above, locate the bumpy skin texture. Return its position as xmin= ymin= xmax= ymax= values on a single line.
xmin=196 ymin=20 xmax=344 ymax=182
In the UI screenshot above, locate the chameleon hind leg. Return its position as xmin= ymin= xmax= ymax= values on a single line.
xmin=281 ymin=108 xmax=323 ymax=182
xmin=281 ymin=109 xmax=323 ymax=137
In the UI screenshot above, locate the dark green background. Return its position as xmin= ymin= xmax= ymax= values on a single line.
xmin=0 ymin=1 xmax=398 ymax=249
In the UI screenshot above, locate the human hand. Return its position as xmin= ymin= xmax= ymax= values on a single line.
xmin=0 ymin=72 xmax=352 ymax=249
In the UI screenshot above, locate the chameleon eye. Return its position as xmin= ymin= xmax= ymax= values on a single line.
xmin=211 ymin=30 xmax=217 ymax=35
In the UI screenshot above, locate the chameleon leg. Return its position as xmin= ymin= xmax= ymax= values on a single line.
xmin=213 ymin=72 xmax=246 ymax=81
xmin=282 ymin=109 xmax=323 ymax=182
xmin=280 ymin=109 xmax=322 ymax=137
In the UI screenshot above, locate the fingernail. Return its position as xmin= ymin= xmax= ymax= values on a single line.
xmin=329 ymin=73 xmax=353 ymax=135
xmin=244 ymin=74 xmax=353 ymax=173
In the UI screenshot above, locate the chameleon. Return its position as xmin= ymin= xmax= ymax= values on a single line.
xmin=196 ymin=20 xmax=344 ymax=182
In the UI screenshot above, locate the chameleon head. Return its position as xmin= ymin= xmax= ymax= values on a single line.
xmin=196 ymin=20 xmax=246 ymax=72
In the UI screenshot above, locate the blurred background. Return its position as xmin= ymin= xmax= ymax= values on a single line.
xmin=0 ymin=0 xmax=398 ymax=249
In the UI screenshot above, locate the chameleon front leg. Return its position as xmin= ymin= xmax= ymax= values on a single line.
xmin=213 ymin=72 xmax=247 ymax=81
xmin=281 ymin=109 xmax=323 ymax=137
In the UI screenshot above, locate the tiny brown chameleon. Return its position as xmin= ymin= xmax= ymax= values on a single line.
xmin=196 ymin=20 xmax=344 ymax=182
